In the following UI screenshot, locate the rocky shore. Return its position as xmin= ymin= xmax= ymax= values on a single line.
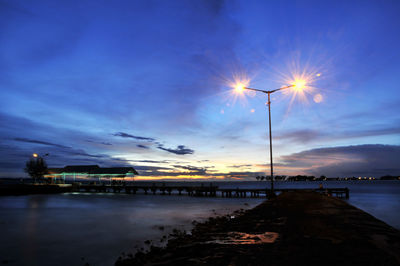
xmin=116 ymin=191 xmax=400 ymax=266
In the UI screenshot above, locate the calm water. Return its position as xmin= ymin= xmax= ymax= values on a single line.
xmin=0 ymin=181 xmax=399 ymax=266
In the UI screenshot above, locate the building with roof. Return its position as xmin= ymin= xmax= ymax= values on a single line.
xmin=45 ymin=165 xmax=139 ymax=182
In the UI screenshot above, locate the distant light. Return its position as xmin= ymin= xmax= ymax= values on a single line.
xmin=250 ymin=109 xmax=255 ymax=113
xmin=316 ymin=73 xmax=321 ymax=77
xmin=33 ymin=153 xmax=38 ymax=158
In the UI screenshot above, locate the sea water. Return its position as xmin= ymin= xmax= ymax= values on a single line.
xmin=0 ymin=181 xmax=399 ymax=266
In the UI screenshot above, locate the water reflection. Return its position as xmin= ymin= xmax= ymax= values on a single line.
xmin=208 ymin=232 xmax=279 ymax=244
xmin=0 ymin=194 xmax=262 ymax=266
xmin=0 ymin=181 xmax=399 ymax=265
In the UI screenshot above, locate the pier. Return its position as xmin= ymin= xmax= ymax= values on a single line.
xmin=75 ymin=184 xmax=350 ymax=199
xmin=0 ymin=182 xmax=350 ymax=199
xmin=116 ymin=191 xmax=400 ymax=266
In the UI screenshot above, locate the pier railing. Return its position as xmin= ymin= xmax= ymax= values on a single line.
xmin=75 ymin=184 xmax=349 ymax=199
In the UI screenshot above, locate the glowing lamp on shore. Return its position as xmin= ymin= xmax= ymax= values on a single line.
xmin=33 ymin=153 xmax=38 ymax=158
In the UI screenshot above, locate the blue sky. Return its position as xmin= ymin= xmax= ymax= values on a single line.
xmin=1 ymin=0 xmax=399 ymax=179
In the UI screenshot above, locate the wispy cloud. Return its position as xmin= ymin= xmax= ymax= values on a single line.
xmin=131 ymin=160 xmax=171 ymax=164
xmin=157 ymin=145 xmax=194 ymax=155
xmin=86 ymin=140 xmax=112 ymax=146
xmin=275 ymin=130 xmax=322 ymax=144
xmin=275 ymin=125 xmax=400 ymax=144
xmin=13 ymin=138 xmax=70 ymax=149
xmin=112 ymin=132 xmax=155 ymax=142
xmin=65 ymin=150 xmax=106 ymax=158
xmin=172 ymin=165 xmax=208 ymax=175
xmin=137 ymin=144 xmax=149 ymax=149
xmin=228 ymin=164 xmax=253 ymax=168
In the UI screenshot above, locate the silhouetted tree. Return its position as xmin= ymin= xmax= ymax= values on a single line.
xmin=24 ymin=157 xmax=48 ymax=183
xmin=256 ymin=176 xmax=260 ymax=181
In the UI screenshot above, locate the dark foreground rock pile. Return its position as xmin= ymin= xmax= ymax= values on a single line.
xmin=116 ymin=192 xmax=400 ymax=266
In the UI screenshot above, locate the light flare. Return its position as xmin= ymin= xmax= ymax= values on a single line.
xmin=235 ymin=82 xmax=246 ymax=93
xmin=224 ymin=72 xmax=252 ymax=106
xmin=230 ymin=75 xmax=250 ymax=94
xmin=292 ymin=79 xmax=306 ymax=91
xmin=279 ymin=71 xmax=319 ymax=108
xmin=313 ymin=93 xmax=323 ymax=103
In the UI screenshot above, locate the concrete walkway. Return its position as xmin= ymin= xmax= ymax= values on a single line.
xmin=116 ymin=191 xmax=400 ymax=265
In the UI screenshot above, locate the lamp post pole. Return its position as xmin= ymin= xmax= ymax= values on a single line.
xmin=242 ymin=85 xmax=294 ymax=196
xmin=267 ymin=92 xmax=274 ymax=193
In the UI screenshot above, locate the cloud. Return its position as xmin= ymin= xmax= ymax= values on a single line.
xmin=275 ymin=130 xmax=322 ymax=144
xmin=172 ymin=165 xmax=208 ymax=175
xmin=137 ymin=144 xmax=149 ymax=149
xmin=157 ymin=145 xmax=194 ymax=155
xmin=65 ymin=150 xmax=106 ymax=158
xmin=13 ymin=138 xmax=70 ymax=149
xmin=220 ymin=171 xmax=266 ymax=180
xmin=132 ymin=161 xmax=264 ymax=180
xmin=275 ymin=125 xmax=400 ymax=144
xmin=131 ymin=165 xmax=176 ymax=176
xmin=112 ymin=132 xmax=155 ymax=142
xmin=278 ymin=144 xmax=400 ymax=177
xmin=228 ymin=164 xmax=253 ymax=168
xmin=131 ymin=160 xmax=171 ymax=164
xmin=86 ymin=140 xmax=112 ymax=146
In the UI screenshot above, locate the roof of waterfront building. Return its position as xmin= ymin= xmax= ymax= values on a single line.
xmin=91 ymin=167 xmax=139 ymax=175
xmin=63 ymin=165 xmax=100 ymax=173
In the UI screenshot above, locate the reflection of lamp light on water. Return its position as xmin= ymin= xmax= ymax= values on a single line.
xmin=234 ymin=80 xmax=307 ymax=196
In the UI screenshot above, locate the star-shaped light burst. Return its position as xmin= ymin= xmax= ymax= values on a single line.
xmin=227 ymin=73 xmax=252 ymax=106
xmin=230 ymin=74 xmax=250 ymax=94
xmin=292 ymin=79 xmax=306 ymax=91
xmin=235 ymin=82 xmax=246 ymax=93
xmin=283 ymin=71 xmax=318 ymax=105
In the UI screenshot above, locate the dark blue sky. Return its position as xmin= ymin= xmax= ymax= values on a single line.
xmin=1 ymin=0 xmax=400 ymax=179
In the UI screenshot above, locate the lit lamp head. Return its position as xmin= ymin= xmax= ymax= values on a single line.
xmin=292 ymin=79 xmax=306 ymax=91
xmin=33 ymin=153 xmax=38 ymax=158
xmin=235 ymin=82 xmax=246 ymax=93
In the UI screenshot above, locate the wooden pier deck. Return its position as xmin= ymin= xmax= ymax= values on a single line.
xmin=76 ymin=184 xmax=350 ymax=199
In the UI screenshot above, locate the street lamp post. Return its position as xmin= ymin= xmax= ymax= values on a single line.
xmin=235 ymin=82 xmax=306 ymax=197
xmin=243 ymin=85 xmax=293 ymax=196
